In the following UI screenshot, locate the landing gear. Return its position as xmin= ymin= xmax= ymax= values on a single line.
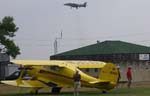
xmin=102 ymin=90 xmax=107 ymax=94
xmin=51 ymin=87 xmax=62 ymax=94
xmin=30 ymin=88 xmax=40 ymax=94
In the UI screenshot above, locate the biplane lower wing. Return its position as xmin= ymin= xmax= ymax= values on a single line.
xmin=1 ymin=80 xmax=48 ymax=87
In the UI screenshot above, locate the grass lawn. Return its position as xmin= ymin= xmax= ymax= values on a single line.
xmin=0 ymin=84 xmax=150 ymax=96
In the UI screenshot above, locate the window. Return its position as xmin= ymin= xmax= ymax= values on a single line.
xmin=86 ymin=68 xmax=89 ymax=72
xmin=43 ymin=65 xmax=60 ymax=71
xmin=50 ymin=66 xmax=60 ymax=71
xmin=94 ymin=68 xmax=98 ymax=72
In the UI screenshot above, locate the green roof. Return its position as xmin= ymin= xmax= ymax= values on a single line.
xmin=52 ymin=41 xmax=150 ymax=56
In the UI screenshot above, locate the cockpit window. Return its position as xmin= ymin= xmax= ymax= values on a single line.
xmin=43 ymin=65 xmax=60 ymax=71
xmin=14 ymin=71 xmax=20 ymax=77
xmin=50 ymin=66 xmax=60 ymax=71
xmin=5 ymin=71 xmax=33 ymax=80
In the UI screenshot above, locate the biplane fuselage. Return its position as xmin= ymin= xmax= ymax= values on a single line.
xmin=2 ymin=60 xmax=119 ymax=94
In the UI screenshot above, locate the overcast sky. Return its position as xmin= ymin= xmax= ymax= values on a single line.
xmin=1 ymin=0 xmax=150 ymax=60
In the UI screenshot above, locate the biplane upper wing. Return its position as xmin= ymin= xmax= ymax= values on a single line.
xmin=11 ymin=60 xmax=66 ymax=67
xmin=64 ymin=60 xmax=106 ymax=68
xmin=11 ymin=60 xmax=106 ymax=69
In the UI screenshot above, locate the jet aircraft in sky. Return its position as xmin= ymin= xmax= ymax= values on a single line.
xmin=2 ymin=60 xmax=119 ymax=94
xmin=64 ymin=2 xmax=87 ymax=9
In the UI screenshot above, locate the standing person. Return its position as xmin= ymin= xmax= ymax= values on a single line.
xmin=126 ymin=66 xmax=132 ymax=88
xmin=116 ymin=66 xmax=121 ymax=88
xmin=73 ymin=70 xmax=81 ymax=96
xmin=117 ymin=66 xmax=121 ymax=83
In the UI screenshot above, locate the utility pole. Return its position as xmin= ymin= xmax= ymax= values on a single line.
xmin=54 ymin=31 xmax=63 ymax=55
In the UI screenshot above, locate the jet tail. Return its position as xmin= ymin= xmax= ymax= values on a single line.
xmin=98 ymin=63 xmax=119 ymax=84
xmin=83 ymin=2 xmax=87 ymax=7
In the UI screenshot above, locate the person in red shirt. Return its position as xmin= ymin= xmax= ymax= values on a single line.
xmin=127 ymin=67 xmax=132 ymax=88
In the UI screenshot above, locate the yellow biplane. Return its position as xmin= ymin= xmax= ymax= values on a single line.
xmin=2 ymin=60 xmax=119 ymax=94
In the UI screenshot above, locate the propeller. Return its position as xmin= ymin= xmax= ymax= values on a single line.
xmin=16 ymin=66 xmax=34 ymax=86
xmin=16 ymin=68 xmax=25 ymax=86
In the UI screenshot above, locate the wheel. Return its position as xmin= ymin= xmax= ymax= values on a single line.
xmin=102 ymin=90 xmax=107 ymax=94
xmin=30 ymin=88 xmax=38 ymax=94
xmin=51 ymin=87 xmax=62 ymax=94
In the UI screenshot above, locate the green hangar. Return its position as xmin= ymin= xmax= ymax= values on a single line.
xmin=50 ymin=40 xmax=150 ymax=81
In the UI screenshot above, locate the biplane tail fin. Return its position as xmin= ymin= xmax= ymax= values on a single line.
xmin=98 ymin=63 xmax=119 ymax=83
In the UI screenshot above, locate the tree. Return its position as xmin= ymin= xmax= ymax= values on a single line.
xmin=0 ymin=16 xmax=20 ymax=59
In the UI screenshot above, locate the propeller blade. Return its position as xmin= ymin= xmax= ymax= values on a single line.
xmin=16 ymin=78 xmax=23 ymax=86
xmin=16 ymin=68 xmax=25 ymax=86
